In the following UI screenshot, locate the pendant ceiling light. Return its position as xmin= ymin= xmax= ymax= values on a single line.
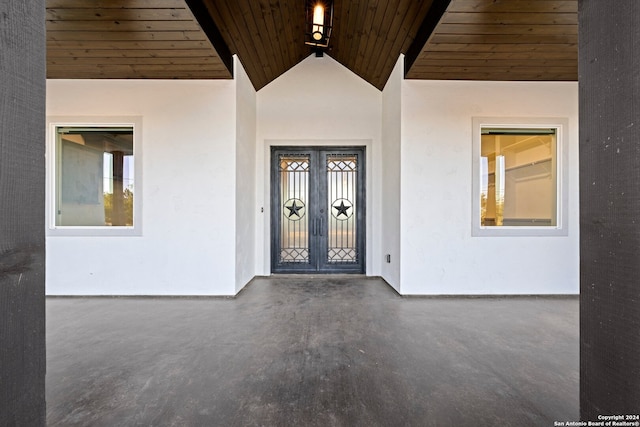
xmin=305 ymin=1 xmax=333 ymax=50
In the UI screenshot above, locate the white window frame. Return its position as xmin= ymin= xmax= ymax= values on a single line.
xmin=472 ymin=117 xmax=569 ymax=237
xmin=47 ymin=116 xmax=143 ymax=236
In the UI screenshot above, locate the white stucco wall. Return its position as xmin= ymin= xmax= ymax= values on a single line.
xmin=256 ymin=54 xmax=383 ymax=276
xmin=380 ymin=56 xmax=403 ymax=291
xmin=400 ymin=80 xmax=579 ymax=294
xmin=45 ymin=56 xmax=579 ymax=296
xmin=46 ymin=79 xmax=238 ymax=295
xmin=235 ymin=56 xmax=257 ymax=293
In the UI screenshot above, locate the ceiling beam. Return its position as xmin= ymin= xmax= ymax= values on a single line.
xmin=404 ymin=0 xmax=452 ymax=77
xmin=184 ymin=0 xmax=234 ymax=76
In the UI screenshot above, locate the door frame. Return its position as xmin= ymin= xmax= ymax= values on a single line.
xmin=270 ymin=146 xmax=366 ymax=274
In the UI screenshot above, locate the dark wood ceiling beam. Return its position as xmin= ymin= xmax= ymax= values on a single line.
xmin=184 ymin=0 xmax=233 ymax=76
xmin=404 ymin=0 xmax=452 ymax=77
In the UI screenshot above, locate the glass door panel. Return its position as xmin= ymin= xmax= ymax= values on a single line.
xmin=325 ymin=154 xmax=358 ymax=264
xmin=271 ymin=147 xmax=364 ymax=274
xmin=278 ymin=155 xmax=310 ymax=264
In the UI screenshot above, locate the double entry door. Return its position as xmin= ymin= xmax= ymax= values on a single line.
xmin=271 ymin=147 xmax=365 ymax=273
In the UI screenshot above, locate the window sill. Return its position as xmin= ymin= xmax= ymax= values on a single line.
xmin=472 ymin=225 xmax=568 ymax=237
xmin=47 ymin=226 xmax=141 ymax=237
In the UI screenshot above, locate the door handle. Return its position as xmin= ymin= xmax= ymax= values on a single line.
xmin=319 ymin=217 xmax=323 ymax=236
xmin=312 ymin=218 xmax=317 ymax=236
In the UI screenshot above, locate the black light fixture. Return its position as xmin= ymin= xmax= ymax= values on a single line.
xmin=305 ymin=0 xmax=333 ymax=52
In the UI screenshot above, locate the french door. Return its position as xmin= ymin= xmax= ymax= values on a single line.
xmin=271 ymin=147 xmax=365 ymax=273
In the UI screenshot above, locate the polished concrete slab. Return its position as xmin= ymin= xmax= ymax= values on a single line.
xmin=46 ymin=277 xmax=579 ymax=426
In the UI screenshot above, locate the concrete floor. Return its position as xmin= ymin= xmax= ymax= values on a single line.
xmin=46 ymin=276 xmax=579 ymax=426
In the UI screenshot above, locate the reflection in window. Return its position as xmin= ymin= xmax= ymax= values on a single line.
xmin=55 ymin=127 xmax=134 ymax=227
xmin=480 ymin=128 xmax=557 ymax=227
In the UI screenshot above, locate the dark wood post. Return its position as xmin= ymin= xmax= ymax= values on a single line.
xmin=0 ymin=1 xmax=47 ymax=425
xmin=579 ymin=0 xmax=640 ymax=419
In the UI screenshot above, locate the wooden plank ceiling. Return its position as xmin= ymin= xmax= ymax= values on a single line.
xmin=46 ymin=0 xmax=232 ymax=79
xmin=197 ymin=0 xmax=437 ymax=90
xmin=46 ymin=0 xmax=578 ymax=90
xmin=406 ymin=0 xmax=578 ymax=81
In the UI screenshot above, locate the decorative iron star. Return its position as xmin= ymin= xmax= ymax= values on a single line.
xmin=333 ymin=201 xmax=351 ymax=218
xmin=286 ymin=200 xmax=303 ymax=218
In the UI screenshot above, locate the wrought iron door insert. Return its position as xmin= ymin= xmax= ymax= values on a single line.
xmin=271 ymin=147 xmax=365 ymax=273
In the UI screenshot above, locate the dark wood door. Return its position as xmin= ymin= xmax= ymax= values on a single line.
xmin=271 ymin=147 xmax=365 ymax=273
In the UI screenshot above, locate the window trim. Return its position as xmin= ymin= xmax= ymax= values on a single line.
xmin=47 ymin=116 xmax=143 ymax=236
xmin=471 ymin=117 xmax=569 ymax=237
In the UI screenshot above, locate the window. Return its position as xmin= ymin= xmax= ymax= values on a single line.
xmin=472 ymin=117 xmax=568 ymax=236
xmin=48 ymin=117 xmax=142 ymax=235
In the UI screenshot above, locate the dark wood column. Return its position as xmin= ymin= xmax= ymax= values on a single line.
xmin=579 ymin=0 xmax=640 ymax=419
xmin=0 ymin=1 xmax=47 ymax=425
